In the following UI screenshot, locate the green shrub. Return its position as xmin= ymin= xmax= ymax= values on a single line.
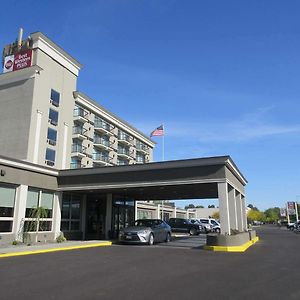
xmin=56 ymin=232 xmax=66 ymax=243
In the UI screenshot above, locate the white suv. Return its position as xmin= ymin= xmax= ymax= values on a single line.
xmin=199 ymin=218 xmax=221 ymax=233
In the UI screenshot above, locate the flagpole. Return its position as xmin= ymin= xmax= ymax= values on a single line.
xmin=162 ymin=123 xmax=165 ymax=220
xmin=162 ymin=123 xmax=165 ymax=162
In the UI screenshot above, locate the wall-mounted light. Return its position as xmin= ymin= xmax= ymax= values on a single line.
xmin=0 ymin=169 xmax=6 ymax=176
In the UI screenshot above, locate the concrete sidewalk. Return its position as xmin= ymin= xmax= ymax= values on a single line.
xmin=0 ymin=240 xmax=112 ymax=258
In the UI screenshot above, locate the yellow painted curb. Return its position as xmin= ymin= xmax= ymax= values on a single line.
xmin=203 ymin=236 xmax=259 ymax=252
xmin=0 ymin=242 xmax=112 ymax=258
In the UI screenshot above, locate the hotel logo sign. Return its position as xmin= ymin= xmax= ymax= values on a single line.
xmin=3 ymin=49 xmax=33 ymax=73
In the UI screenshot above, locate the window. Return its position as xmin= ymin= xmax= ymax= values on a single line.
xmin=137 ymin=209 xmax=153 ymax=219
xmin=61 ymin=194 xmax=81 ymax=232
xmin=136 ymin=153 xmax=145 ymax=163
xmin=25 ymin=189 xmax=39 ymax=217
xmin=47 ymin=128 xmax=57 ymax=146
xmin=0 ymin=184 xmax=16 ymax=232
xmin=24 ymin=189 xmax=54 ymax=232
xmin=48 ymin=109 xmax=58 ymax=126
xmin=50 ymin=89 xmax=60 ymax=107
xmin=118 ymin=145 xmax=130 ymax=155
xmin=45 ymin=148 xmax=56 ymax=166
xmin=70 ymin=157 xmax=82 ymax=169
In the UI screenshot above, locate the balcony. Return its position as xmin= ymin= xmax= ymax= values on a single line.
xmin=71 ymin=144 xmax=86 ymax=158
xmin=136 ymin=143 xmax=149 ymax=154
xmin=92 ymin=153 xmax=113 ymax=166
xmin=117 ymin=159 xmax=129 ymax=166
xmin=72 ymin=126 xmax=88 ymax=140
xmin=117 ymin=148 xmax=133 ymax=160
xmin=136 ymin=157 xmax=147 ymax=164
xmin=70 ymin=162 xmax=84 ymax=169
xmin=73 ymin=107 xmax=89 ymax=123
xmin=94 ymin=137 xmax=113 ymax=150
xmin=118 ymin=132 xmax=134 ymax=146
xmin=94 ymin=119 xmax=114 ymax=136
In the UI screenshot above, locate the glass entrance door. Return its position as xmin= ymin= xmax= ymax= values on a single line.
xmin=111 ymin=198 xmax=135 ymax=238
xmin=86 ymin=195 xmax=106 ymax=240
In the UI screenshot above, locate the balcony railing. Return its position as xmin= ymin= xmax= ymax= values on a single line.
xmin=72 ymin=126 xmax=88 ymax=136
xmin=118 ymin=132 xmax=133 ymax=143
xmin=94 ymin=120 xmax=111 ymax=132
xmin=117 ymin=159 xmax=129 ymax=166
xmin=72 ymin=144 xmax=84 ymax=153
xmin=74 ymin=107 xmax=88 ymax=118
xmin=94 ymin=137 xmax=110 ymax=147
xmin=70 ymin=162 xmax=83 ymax=169
xmin=136 ymin=157 xmax=146 ymax=163
xmin=136 ymin=143 xmax=148 ymax=152
xmin=117 ymin=148 xmax=131 ymax=156
xmin=93 ymin=153 xmax=111 ymax=163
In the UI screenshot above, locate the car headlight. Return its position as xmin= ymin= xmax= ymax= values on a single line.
xmin=138 ymin=230 xmax=150 ymax=236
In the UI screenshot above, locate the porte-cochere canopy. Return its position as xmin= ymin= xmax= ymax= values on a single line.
xmin=58 ymin=156 xmax=248 ymax=235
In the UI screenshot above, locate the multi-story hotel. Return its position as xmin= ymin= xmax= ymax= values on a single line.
xmin=0 ymin=30 xmax=154 ymax=170
xmin=0 ymin=30 xmax=248 ymax=244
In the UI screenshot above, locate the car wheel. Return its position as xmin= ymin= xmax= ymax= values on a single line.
xmin=148 ymin=233 xmax=154 ymax=246
xmin=165 ymin=232 xmax=171 ymax=243
xmin=189 ymin=228 xmax=197 ymax=236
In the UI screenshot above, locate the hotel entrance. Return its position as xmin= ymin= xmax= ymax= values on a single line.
xmin=110 ymin=197 xmax=135 ymax=238
xmin=86 ymin=194 xmax=107 ymax=240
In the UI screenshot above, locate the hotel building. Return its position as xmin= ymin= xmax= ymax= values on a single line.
xmin=0 ymin=31 xmax=248 ymax=244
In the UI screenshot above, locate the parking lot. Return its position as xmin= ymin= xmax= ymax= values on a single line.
xmin=0 ymin=226 xmax=299 ymax=300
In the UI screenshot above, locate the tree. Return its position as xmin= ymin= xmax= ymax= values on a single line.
xmin=264 ymin=207 xmax=280 ymax=223
xmin=185 ymin=204 xmax=195 ymax=209
xmin=208 ymin=205 xmax=215 ymax=208
xmin=211 ymin=212 xmax=220 ymax=220
xmin=247 ymin=209 xmax=265 ymax=223
xmin=23 ymin=206 xmax=48 ymax=244
xmin=196 ymin=205 xmax=204 ymax=208
xmin=248 ymin=204 xmax=258 ymax=211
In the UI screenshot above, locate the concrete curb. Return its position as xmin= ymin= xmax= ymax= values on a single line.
xmin=203 ymin=236 xmax=259 ymax=252
xmin=0 ymin=241 xmax=112 ymax=258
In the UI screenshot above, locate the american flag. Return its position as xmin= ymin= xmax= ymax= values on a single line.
xmin=150 ymin=125 xmax=164 ymax=137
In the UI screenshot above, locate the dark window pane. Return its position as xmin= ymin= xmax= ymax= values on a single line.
xmin=45 ymin=148 xmax=56 ymax=163
xmin=61 ymin=221 xmax=69 ymax=231
xmin=0 ymin=207 xmax=14 ymax=217
xmin=39 ymin=221 xmax=52 ymax=231
xmin=47 ymin=128 xmax=57 ymax=144
xmin=62 ymin=199 xmax=71 ymax=219
xmin=0 ymin=221 xmax=13 ymax=232
xmin=48 ymin=109 xmax=59 ymax=125
xmin=25 ymin=208 xmax=37 ymax=218
xmin=50 ymin=89 xmax=60 ymax=106
xmin=71 ymin=221 xmax=80 ymax=231
xmin=24 ymin=221 xmax=38 ymax=232
xmin=71 ymin=200 xmax=80 ymax=219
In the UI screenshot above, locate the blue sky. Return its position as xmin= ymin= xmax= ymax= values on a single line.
xmin=1 ymin=1 xmax=300 ymax=210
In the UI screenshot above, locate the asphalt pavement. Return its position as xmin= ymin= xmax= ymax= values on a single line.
xmin=0 ymin=225 xmax=299 ymax=300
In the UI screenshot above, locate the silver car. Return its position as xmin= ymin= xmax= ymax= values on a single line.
xmin=119 ymin=219 xmax=172 ymax=245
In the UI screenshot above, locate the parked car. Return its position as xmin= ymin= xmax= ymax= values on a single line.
xmin=295 ymin=221 xmax=300 ymax=233
xmin=167 ymin=218 xmax=203 ymax=235
xmin=287 ymin=222 xmax=296 ymax=230
xmin=190 ymin=218 xmax=212 ymax=233
xmin=199 ymin=218 xmax=221 ymax=233
xmin=118 ymin=219 xmax=171 ymax=245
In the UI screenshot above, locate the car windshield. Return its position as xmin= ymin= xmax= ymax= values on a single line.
xmin=134 ymin=219 xmax=157 ymax=227
xmin=200 ymin=220 xmax=209 ymax=224
xmin=190 ymin=220 xmax=199 ymax=224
